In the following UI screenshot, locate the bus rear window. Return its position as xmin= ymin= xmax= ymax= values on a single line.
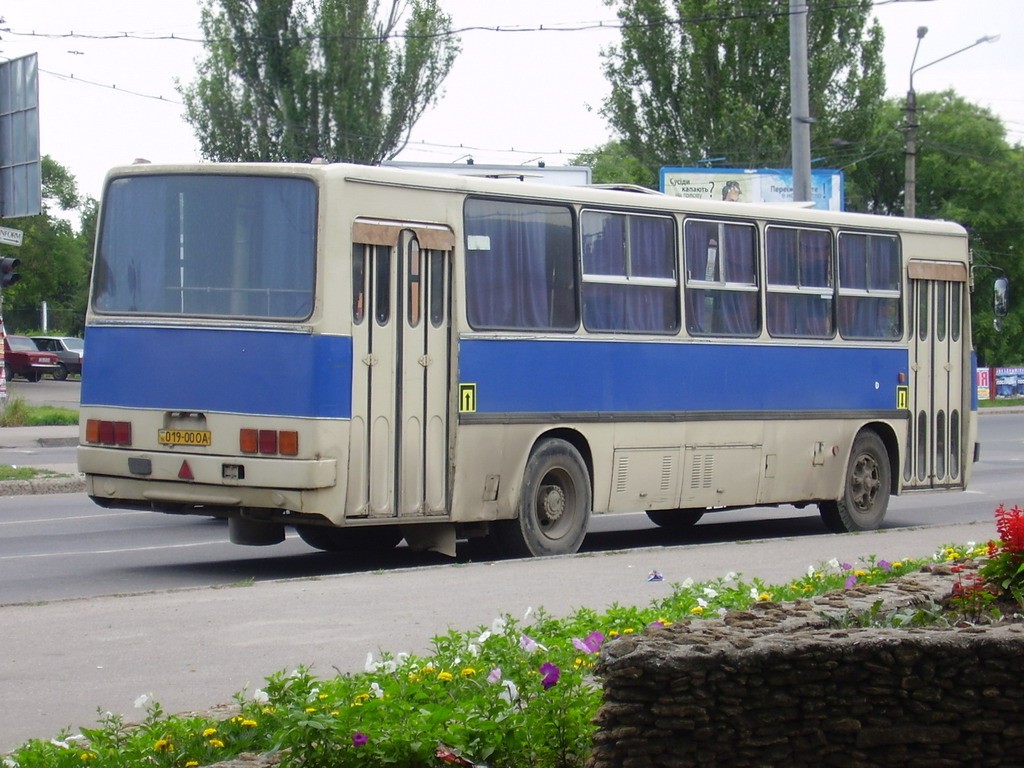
xmin=93 ymin=174 xmax=317 ymax=320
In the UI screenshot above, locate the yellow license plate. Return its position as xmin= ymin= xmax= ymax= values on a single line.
xmin=158 ymin=429 xmax=212 ymax=447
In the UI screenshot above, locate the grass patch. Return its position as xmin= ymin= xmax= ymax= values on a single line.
xmin=0 ymin=396 xmax=78 ymax=427
xmin=980 ymin=397 xmax=1024 ymax=408
xmin=0 ymin=465 xmax=62 ymax=481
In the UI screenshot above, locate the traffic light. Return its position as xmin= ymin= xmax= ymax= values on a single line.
xmin=0 ymin=257 xmax=20 ymax=288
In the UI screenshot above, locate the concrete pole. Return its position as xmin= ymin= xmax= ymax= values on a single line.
xmin=789 ymin=0 xmax=812 ymax=203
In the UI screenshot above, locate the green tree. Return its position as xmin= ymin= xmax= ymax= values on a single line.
xmin=1 ymin=157 xmax=93 ymax=336
xmin=179 ymin=0 xmax=460 ymax=164
xmin=844 ymin=91 xmax=1024 ymax=365
xmin=571 ymin=140 xmax=658 ymax=188
xmin=600 ymin=0 xmax=885 ymax=179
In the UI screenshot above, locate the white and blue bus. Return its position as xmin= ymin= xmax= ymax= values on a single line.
xmin=78 ymin=162 xmax=976 ymax=557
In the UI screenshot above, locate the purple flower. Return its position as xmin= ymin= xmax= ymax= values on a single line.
xmin=487 ymin=667 xmax=502 ymax=684
xmin=840 ymin=562 xmax=853 ymax=571
xmin=539 ymin=662 xmax=560 ymax=690
xmin=878 ymin=559 xmax=892 ymax=572
xmin=572 ymin=631 xmax=605 ymax=654
xmin=352 ymin=732 xmax=368 ymax=747
xmin=844 ymin=574 xmax=857 ymax=589
xmin=520 ymin=634 xmax=539 ymax=653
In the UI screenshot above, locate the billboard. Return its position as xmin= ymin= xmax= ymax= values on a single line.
xmin=0 ymin=53 xmax=42 ymax=219
xmin=659 ymin=167 xmax=844 ymax=211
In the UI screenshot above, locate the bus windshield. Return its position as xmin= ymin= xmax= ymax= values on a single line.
xmin=93 ymin=174 xmax=317 ymax=320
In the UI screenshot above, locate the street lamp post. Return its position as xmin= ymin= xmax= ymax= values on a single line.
xmin=904 ymin=29 xmax=1000 ymax=218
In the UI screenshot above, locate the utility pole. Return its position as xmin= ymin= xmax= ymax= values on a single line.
xmin=789 ymin=0 xmax=812 ymax=204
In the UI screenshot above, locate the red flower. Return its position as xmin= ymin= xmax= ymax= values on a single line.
xmin=995 ymin=504 xmax=1024 ymax=553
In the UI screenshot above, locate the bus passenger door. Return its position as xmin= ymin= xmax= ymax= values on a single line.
xmin=348 ymin=222 xmax=453 ymax=520
xmin=906 ymin=264 xmax=968 ymax=490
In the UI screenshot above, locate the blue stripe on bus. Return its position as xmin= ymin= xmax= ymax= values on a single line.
xmin=458 ymin=338 xmax=908 ymax=414
xmin=81 ymin=326 xmax=352 ymax=418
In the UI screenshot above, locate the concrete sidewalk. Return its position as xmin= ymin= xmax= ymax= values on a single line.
xmin=0 ymin=518 xmax=996 ymax=753
xmin=0 ymin=425 xmax=83 ymax=495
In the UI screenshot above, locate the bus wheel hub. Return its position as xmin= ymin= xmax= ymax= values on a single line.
xmin=540 ymin=484 xmax=565 ymax=523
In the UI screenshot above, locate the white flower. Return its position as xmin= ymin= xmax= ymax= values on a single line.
xmin=703 ymin=587 xmax=718 ymax=599
xmin=477 ymin=630 xmax=492 ymax=644
xmin=697 ymin=597 xmax=708 ymax=608
xmin=749 ymin=587 xmax=760 ymax=600
xmin=3 ymin=757 xmax=19 ymax=767
xmin=681 ymin=577 xmax=694 ymax=589
xmin=724 ymin=571 xmax=737 ymax=581
xmin=717 ymin=607 xmax=728 ymax=617
xmin=252 ymin=689 xmax=270 ymax=706
xmin=498 ymin=679 xmax=519 ymax=705
xmin=523 ymin=606 xmax=533 ymax=621
xmin=467 ymin=643 xmax=480 ymax=656
xmin=50 ymin=739 xmax=71 ymax=750
xmin=807 ymin=564 xmax=816 ymax=577
xmin=133 ymin=693 xmax=150 ymax=709
xmin=364 ymin=653 xmax=377 ymax=673
xmin=491 ymin=617 xmax=508 ymax=635
xmin=370 ymin=682 xmax=384 ymax=699
xmin=827 ymin=558 xmax=840 ymax=570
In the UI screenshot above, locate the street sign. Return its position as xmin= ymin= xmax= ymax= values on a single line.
xmin=0 ymin=227 xmax=23 ymax=247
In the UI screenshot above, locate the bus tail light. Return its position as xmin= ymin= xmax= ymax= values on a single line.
xmin=239 ymin=428 xmax=298 ymax=456
xmin=86 ymin=419 xmax=133 ymax=446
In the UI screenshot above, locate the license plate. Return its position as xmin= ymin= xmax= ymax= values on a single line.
xmin=158 ymin=429 xmax=212 ymax=447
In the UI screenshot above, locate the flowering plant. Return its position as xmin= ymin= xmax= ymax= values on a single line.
xmin=979 ymin=504 xmax=1024 ymax=608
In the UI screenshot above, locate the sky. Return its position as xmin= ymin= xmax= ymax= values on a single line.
xmin=2 ymin=0 xmax=1021 ymax=202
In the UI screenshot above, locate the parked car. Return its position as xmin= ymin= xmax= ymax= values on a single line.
xmin=31 ymin=336 xmax=84 ymax=381
xmin=4 ymin=335 xmax=62 ymax=382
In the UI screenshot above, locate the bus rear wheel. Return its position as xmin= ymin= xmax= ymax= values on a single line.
xmin=645 ymin=508 xmax=704 ymax=529
xmin=295 ymin=525 xmax=402 ymax=553
xmin=495 ymin=438 xmax=591 ymax=558
xmin=819 ymin=431 xmax=890 ymax=533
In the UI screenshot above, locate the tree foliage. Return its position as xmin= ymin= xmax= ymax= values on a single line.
xmin=600 ymin=0 xmax=885 ymax=180
xmin=1 ymin=157 xmax=94 ymax=336
xmin=179 ymin=0 xmax=459 ymax=165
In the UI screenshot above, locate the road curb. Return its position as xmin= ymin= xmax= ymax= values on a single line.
xmin=0 ymin=475 xmax=86 ymax=496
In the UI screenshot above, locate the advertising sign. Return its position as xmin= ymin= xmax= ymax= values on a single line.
xmin=659 ymin=167 xmax=845 ymax=211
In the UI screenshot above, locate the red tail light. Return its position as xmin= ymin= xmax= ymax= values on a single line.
xmin=238 ymin=428 xmax=298 ymax=456
xmin=85 ymin=419 xmax=132 ymax=446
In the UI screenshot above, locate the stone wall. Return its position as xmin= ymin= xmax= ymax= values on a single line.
xmin=588 ymin=567 xmax=1024 ymax=768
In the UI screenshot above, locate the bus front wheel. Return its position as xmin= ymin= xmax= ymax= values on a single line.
xmin=819 ymin=431 xmax=890 ymax=533
xmin=496 ymin=438 xmax=591 ymax=558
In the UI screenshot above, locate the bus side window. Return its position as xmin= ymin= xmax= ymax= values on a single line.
xmin=352 ymin=245 xmax=366 ymax=324
xmin=766 ymin=226 xmax=834 ymax=338
xmin=684 ymin=219 xmax=759 ymax=337
xmin=837 ymin=232 xmax=901 ymax=340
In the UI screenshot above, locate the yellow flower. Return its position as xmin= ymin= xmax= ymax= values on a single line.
xmin=657 ymin=617 xmax=674 ymax=627
xmin=608 ymin=630 xmax=619 ymax=638
xmin=208 ymin=738 xmax=225 ymax=749
xmin=80 ymin=752 xmax=96 ymax=762
xmin=854 ymin=569 xmax=867 ymax=577
xmin=186 ymin=763 xmax=199 ymax=767
xmin=407 ymin=672 xmax=421 ymax=683
xmin=421 ymin=664 xmax=435 ymax=674
xmin=892 ymin=561 xmax=903 ymax=568
xmin=758 ymin=592 xmax=772 ymax=601
xmin=154 ymin=739 xmax=172 ymax=752
xmin=354 ymin=693 xmax=370 ymax=704
xmin=690 ymin=606 xmax=704 ymax=615
xmin=305 ymin=706 xmax=317 ymax=713
xmin=623 ymin=628 xmax=635 ymax=634
xmin=803 ymin=584 xmax=815 ymax=592
xmin=330 ymin=710 xmax=340 ymax=716
xmin=460 ymin=667 xmax=476 ymax=678
xmin=437 ymin=671 xmax=454 ymax=682
xmin=202 ymin=728 xmax=218 ymax=738
xmin=318 ymin=693 xmax=328 ymax=700
xmin=241 ymin=719 xmax=258 ymax=728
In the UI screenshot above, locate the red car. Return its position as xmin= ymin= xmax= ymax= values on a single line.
xmin=4 ymin=335 xmax=61 ymax=382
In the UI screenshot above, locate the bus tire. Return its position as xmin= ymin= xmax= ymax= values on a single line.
xmin=496 ymin=438 xmax=591 ymax=558
xmin=295 ymin=525 xmax=402 ymax=553
xmin=645 ymin=508 xmax=704 ymax=529
xmin=818 ymin=430 xmax=890 ymax=533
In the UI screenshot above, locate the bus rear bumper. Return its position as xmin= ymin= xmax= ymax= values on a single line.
xmin=79 ymin=445 xmax=337 ymax=513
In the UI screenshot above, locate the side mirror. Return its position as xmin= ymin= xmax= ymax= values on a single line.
xmin=994 ymin=276 xmax=1009 ymax=318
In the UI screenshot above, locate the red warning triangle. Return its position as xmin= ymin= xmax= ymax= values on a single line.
xmin=178 ymin=460 xmax=194 ymax=480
